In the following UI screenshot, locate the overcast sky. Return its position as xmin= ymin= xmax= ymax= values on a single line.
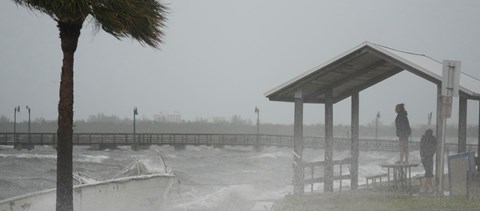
xmin=1 ymin=0 xmax=480 ymax=127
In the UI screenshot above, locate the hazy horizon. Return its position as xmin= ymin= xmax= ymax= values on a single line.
xmin=2 ymin=0 xmax=480 ymax=126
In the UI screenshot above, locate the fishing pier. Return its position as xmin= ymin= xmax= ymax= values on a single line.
xmin=0 ymin=132 xmax=476 ymax=152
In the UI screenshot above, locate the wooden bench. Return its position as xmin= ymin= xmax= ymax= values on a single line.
xmin=366 ymin=173 xmax=388 ymax=188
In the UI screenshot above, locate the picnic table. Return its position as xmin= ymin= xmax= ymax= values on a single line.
xmin=380 ymin=162 xmax=419 ymax=191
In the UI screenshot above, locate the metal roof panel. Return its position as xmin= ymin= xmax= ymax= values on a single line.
xmin=266 ymin=41 xmax=480 ymax=102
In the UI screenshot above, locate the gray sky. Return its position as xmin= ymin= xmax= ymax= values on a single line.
xmin=1 ymin=0 xmax=480 ymax=126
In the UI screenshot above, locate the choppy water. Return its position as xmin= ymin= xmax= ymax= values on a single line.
xmin=0 ymin=145 xmax=426 ymax=211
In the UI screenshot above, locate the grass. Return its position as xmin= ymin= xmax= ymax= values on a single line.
xmin=272 ymin=189 xmax=480 ymax=211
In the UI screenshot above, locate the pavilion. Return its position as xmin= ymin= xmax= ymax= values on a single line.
xmin=265 ymin=41 xmax=480 ymax=194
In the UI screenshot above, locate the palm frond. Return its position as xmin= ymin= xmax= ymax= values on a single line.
xmin=12 ymin=0 xmax=89 ymax=22
xmin=13 ymin=0 xmax=168 ymax=47
xmin=91 ymin=0 xmax=168 ymax=48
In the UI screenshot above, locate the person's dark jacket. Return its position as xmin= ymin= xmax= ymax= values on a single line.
xmin=395 ymin=110 xmax=411 ymax=139
xmin=420 ymin=129 xmax=436 ymax=159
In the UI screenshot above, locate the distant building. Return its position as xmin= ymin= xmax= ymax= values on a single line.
xmin=154 ymin=112 xmax=182 ymax=123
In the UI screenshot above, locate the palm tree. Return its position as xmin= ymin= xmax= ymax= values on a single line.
xmin=11 ymin=1 xmax=168 ymax=210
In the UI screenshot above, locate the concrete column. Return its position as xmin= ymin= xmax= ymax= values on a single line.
xmin=293 ymin=89 xmax=304 ymax=195
xmin=458 ymin=95 xmax=467 ymax=153
xmin=324 ymin=89 xmax=334 ymax=192
xmin=351 ymin=92 xmax=359 ymax=190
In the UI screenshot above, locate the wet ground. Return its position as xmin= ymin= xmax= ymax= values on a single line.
xmin=272 ymin=186 xmax=480 ymax=211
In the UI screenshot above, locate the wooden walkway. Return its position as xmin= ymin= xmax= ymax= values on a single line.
xmin=0 ymin=132 xmax=475 ymax=152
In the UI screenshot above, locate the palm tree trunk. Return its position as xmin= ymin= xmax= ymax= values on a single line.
xmin=56 ymin=21 xmax=82 ymax=211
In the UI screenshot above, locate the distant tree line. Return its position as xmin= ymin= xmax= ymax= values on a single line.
xmin=0 ymin=114 xmax=478 ymax=139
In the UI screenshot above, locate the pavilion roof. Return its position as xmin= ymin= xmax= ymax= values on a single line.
xmin=265 ymin=41 xmax=480 ymax=103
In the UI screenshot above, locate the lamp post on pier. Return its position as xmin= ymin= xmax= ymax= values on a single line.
xmin=254 ymin=107 xmax=262 ymax=151
xmin=133 ymin=107 xmax=138 ymax=150
xmin=13 ymin=106 xmax=20 ymax=143
xmin=26 ymin=105 xmax=31 ymax=143
xmin=26 ymin=105 xmax=31 ymax=133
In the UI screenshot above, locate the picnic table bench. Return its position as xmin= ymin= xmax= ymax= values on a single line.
xmin=365 ymin=173 xmax=388 ymax=188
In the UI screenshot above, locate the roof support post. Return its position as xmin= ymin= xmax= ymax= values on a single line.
xmin=324 ymin=89 xmax=334 ymax=192
xmin=478 ymin=102 xmax=480 ymax=172
xmin=458 ymin=96 xmax=467 ymax=153
xmin=350 ymin=91 xmax=359 ymax=190
xmin=435 ymin=85 xmax=445 ymax=193
xmin=293 ymin=89 xmax=304 ymax=195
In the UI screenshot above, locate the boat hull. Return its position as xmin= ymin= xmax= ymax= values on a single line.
xmin=0 ymin=174 xmax=175 ymax=211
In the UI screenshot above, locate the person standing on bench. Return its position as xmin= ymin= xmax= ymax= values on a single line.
xmin=395 ymin=103 xmax=411 ymax=163
xmin=420 ymin=129 xmax=436 ymax=193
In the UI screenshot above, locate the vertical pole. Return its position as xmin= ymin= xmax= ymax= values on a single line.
xmin=255 ymin=107 xmax=262 ymax=152
xmin=438 ymin=95 xmax=452 ymax=195
xmin=26 ymin=106 xmax=31 ymax=143
xmin=478 ymin=101 xmax=480 ymax=172
xmin=27 ymin=106 xmax=31 ymax=134
xmin=340 ymin=164 xmax=343 ymax=191
xmin=293 ymin=89 xmax=304 ymax=195
xmin=134 ymin=113 xmax=136 ymax=141
xmin=256 ymin=109 xmax=260 ymax=139
xmin=458 ymin=96 xmax=467 ymax=153
xmin=375 ymin=113 xmax=378 ymax=141
xmin=133 ymin=107 xmax=137 ymax=150
xmin=13 ymin=106 xmax=19 ymax=144
xmin=351 ymin=92 xmax=359 ymax=190
xmin=438 ymin=106 xmax=447 ymax=195
xmin=435 ymin=85 xmax=443 ymax=193
xmin=324 ymin=89 xmax=334 ymax=192
xmin=437 ymin=60 xmax=461 ymax=194
xmin=14 ymin=107 xmax=17 ymax=135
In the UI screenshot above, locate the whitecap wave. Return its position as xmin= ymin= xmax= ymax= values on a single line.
xmin=249 ymin=153 xmax=277 ymax=159
xmin=0 ymin=153 xmax=56 ymax=159
xmin=74 ymin=154 xmax=109 ymax=163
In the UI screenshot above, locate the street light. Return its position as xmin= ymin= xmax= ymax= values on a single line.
xmin=255 ymin=107 xmax=260 ymax=135
xmin=255 ymin=107 xmax=260 ymax=151
xmin=13 ymin=106 xmax=20 ymax=143
xmin=26 ymin=105 xmax=31 ymax=134
xmin=375 ymin=112 xmax=380 ymax=141
xmin=133 ymin=107 xmax=138 ymax=149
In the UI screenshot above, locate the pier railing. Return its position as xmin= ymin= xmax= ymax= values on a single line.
xmin=0 ymin=132 xmax=476 ymax=152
